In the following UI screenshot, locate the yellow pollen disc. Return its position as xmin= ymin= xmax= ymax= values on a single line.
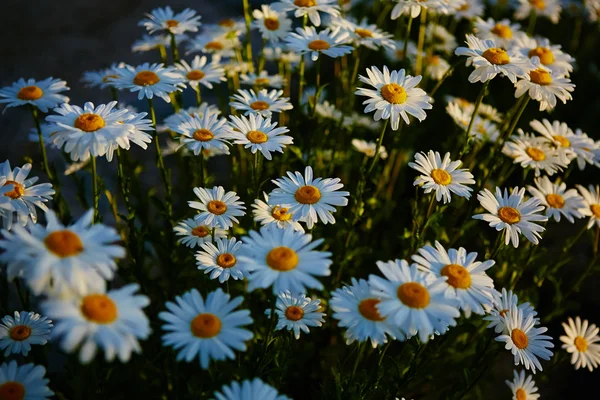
xmin=190 ymin=313 xmax=222 ymax=338
xmin=528 ymin=47 xmax=554 ymax=65
xmin=498 ymin=206 xmax=521 ymax=224
xmin=458 ymin=3 xmax=470 ymax=10
xmin=511 ymin=328 xmax=529 ymax=349
xmin=264 ymin=17 xmax=280 ymax=31
xmin=102 ymin=74 xmax=118 ymax=83
xmin=133 ymin=70 xmax=160 ymax=86
xmin=81 ymin=294 xmax=118 ymax=324
xmin=216 ymin=253 xmax=237 ymax=269
xmin=397 ymin=282 xmax=430 ymax=309
xmin=358 ymin=298 xmax=386 ymax=321
xmin=526 ymin=146 xmax=546 ymax=161
xmin=552 ymin=135 xmax=570 ymax=147
xmin=516 ymin=388 xmax=527 ymax=400
xmin=255 ymin=77 xmax=270 ymax=85
xmin=271 ymin=206 xmax=292 ymax=221
xmin=266 ymin=246 xmax=299 ymax=271
xmin=17 ymin=85 xmax=43 ymax=100
xmin=207 ymin=200 xmax=227 ymax=215
xmin=246 ymin=130 xmax=268 ymax=144
xmin=44 ymin=230 xmax=84 ymax=258
xmin=491 ymin=23 xmax=513 ymax=39
xmin=308 ymin=39 xmax=330 ymax=51
xmin=250 ymin=101 xmax=270 ymax=110
xmin=219 ymin=19 xmax=235 ymax=28
xmin=395 ymin=50 xmax=405 ymax=59
xmin=3 ymin=180 xmax=25 ymax=199
xmin=166 ymin=19 xmax=179 ymax=28
xmin=186 ymin=70 xmax=205 ymax=80
xmin=193 ymin=129 xmax=214 ymax=142
xmin=430 ymin=169 xmax=452 ymax=185
xmin=9 ymin=325 xmax=31 ymax=341
xmin=427 ymin=55 xmax=441 ymax=65
xmin=285 ymin=306 xmax=305 ymax=321
xmin=0 ymin=381 xmax=25 ymax=400
xmin=294 ymin=185 xmax=321 ymax=204
xmin=590 ymin=204 xmax=600 ymax=218
xmin=482 ymin=48 xmax=510 ymax=65
xmin=191 ymin=226 xmax=209 ymax=237
xmin=205 ymin=41 xmax=224 ymax=50
xmin=499 ymin=309 xmax=508 ymax=317
xmin=380 ymin=83 xmax=407 ymax=104
xmin=529 ymin=69 xmax=552 ymax=85
xmin=74 ymin=113 xmax=106 ymax=132
xmin=545 ymin=193 xmax=565 ymax=208
xmin=530 ymin=0 xmax=546 ymax=9
xmin=440 ymin=264 xmax=472 ymax=289
xmin=355 ymin=28 xmax=373 ymax=38
xmin=574 ymin=336 xmax=588 ymax=352
xmin=294 ymin=0 xmax=317 ymax=7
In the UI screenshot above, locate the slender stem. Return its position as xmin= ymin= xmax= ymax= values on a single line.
xmin=211 ymin=227 xmax=216 ymax=245
xmin=158 ymin=44 xmax=168 ymax=65
xmin=242 ymin=0 xmax=254 ymax=67
xmin=463 ymin=81 xmax=489 ymax=148
xmin=402 ymin=17 xmax=413 ymax=60
xmin=351 ymin=342 xmax=366 ymax=382
xmin=148 ymin=98 xmax=173 ymax=220
xmin=527 ymin=10 xmax=537 ymax=36
xmin=194 ymin=85 xmax=202 ymax=107
xmin=90 ymin=156 xmax=99 ymax=223
xmin=429 ymin=59 xmax=462 ymax=98
xmin=503 ymin=96 xmax=530 ymax=141
xmin=378 ymin=341 xmax=392 ymax=366
xmin=350 ymin=47 xmax=362 ymax=87
xmin=487 ymin=233 xmax=504 ymax=260
xmin=258 ymin=38 xmax=267 ymax=72
xmin=169 ymin=32 xmax=180 ymax=63
xmin=31 ymin=106 xmax=54 ymax=180
xmin=200 ymin=154 xmax=206 ymax=187
xmin=253 ymin=151 xmax=262 ymax=197
xmin=297 ymin=15 xmax=308 ymax=106
xmin=366 ymin=120 xmax=389 ymax=176
xmin=415 ymin=9 xmax=428 ymax=75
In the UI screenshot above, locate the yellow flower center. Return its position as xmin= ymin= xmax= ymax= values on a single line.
xmin=9 ymin=325 xmax=31 ymax=341
xmin=458 ymin=3 xmax=470 ymax=10
xmin=426 ymin=55 xmax=441 ymax=65
xmin=482 ymin=48 xmax=510 ymax=65
xmin=528 ymin=47 xmax=554 ymax=65
xmin=358 ymin=298 xmax=386 ymax=321
xmin=355 ymin=28 xmax=373 ymax=38
xmin=440 ymin=264 xmax=472 ymax=289
xmin=574 ymin=336 xmax=588 ymax=352
xmin=81 ymin=294 xmax=118 ymax=324
xmin=511 ymin=328 xmax=529 ymax=349
xmin=397 ymin=282 xmax=430 ymax=309
xmin=219 ymin=19 xmax=235 ymax=28
xmin=430 ymin=169 xmax=452 ymax=185
xmin=166 ymin=19 xmax=179 ymax=28
xmin=498 ymin=206 xmax=521 ymax=224
xmin=246 ymin=130 xmax=268 ymax=144
xmin=530 ymin=0 xmax=546 ymax=9
xmin=552 ymin=135 xmax=570 ymax=147
xmin=191 ymin=226 xmax=209 ymax=237
xmin=102 ymin=74 xmax=118 ymax=83
xmin=395 ymin=50 xmax=405 ymax=59
xmin=294 ymin=185 xmax=321 ymax=204
xmin=0 ymin=382 xmax=25 ymax=400
xmin=190 ymin=313 xmax=221 ymax=338
xmin=529 ymin=69 xmax=552 ymax=85
xmin=193 ymin=129 xmax=214 ymax=142
xmin=17 ymin=85 xmax=43 ymax=101
xmin=590 ymin=204 xmax=600 ymax=218
xmin=205 ymin=41 xmax=224 ymax=51
xmin=516 ymin=388 xmax=527 ymax=400
xmin=308 ymin=40 xmax=330 ymax=51
xmin=133 ymin=70 xmax=160 ymax=86
xmin=186 ymin=70 xmax=205 ymax=80
xmin=250 ymin=101 xmax=270 ymax=110
xmin=44 ymin=230 xmax=84 ymax=258
xmin=255 ymin=77 xmax=270 ymax=85
xmin=216 ymin=253 xmax=237 ymax=269
xmin=294 ymin=0 xmax=317 ymax=7
xmin=264 ymin=17 xmax=280 ymax=31
xmin=74 ymin=113 xmax=106 ymax=132
xmin=380 ymin=83 xmax=407 ymax=104
xmin=491 ymin=23 xmax=513 ymax=39
xmin=545 ymin=193 xmax=565 ymax=208
xmin=3 ymin=180 xmax=25 ymax=199
xmin=285 ymin=306 xmax=305 ymax=321
xmin=266 ymin=246 xmax=299 ymax=271
xmin=271 ymin=206 xmax=292 ymax=221
xmin=207 ymin=200 xmax=227 ymax=215
xmin=526 ymin=146 xmax=546 ymax=161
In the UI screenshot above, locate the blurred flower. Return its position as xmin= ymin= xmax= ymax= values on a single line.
xmin=284 ymin=26 xmax=353 ymax=61
xmin=513 ymin=36 xmax=574 ymax=77
xmin=252 ymin=5 xmax=293 ymax=42
xmin=351 ymin=139 xmax=388 ymax=159
xmin=213 ymin=378 xmax=291 ymax=400
xmin=138 ymin=6 xmax=201 ymax=35
xmin=186 ymin=32 xmax=238 ymax=58
xmin=273 ymin=0 xmax=340 ymax=27
xmin=560 ymin=316 xmax=600 ymax=371
xmin=530 ymin=120 xmax=595 ymax=170
xmin=514 ymin=0 xmax=562 ymax=23
xmin=81 ymin=62 xmax=126 ymax=89
xmin=473 ymin=18 xmax=523 ymax=47
xmin=0 ymin=361 xmax=53 ymax=399
xmin=425 ymin=24 xmax=457 ymax=55
xmin=175 ymin=55 xmax=226 ymax=90
xmin=506 ymin=370 xmax=540 ymax=400
xmin=252 ymin=192 xmax=305 ymax=232
xmin=331 ymin=17 xmax=395 ymax=50
xmin=576 ymin=184 xmax=600 ymax=229
xmin=240 ymin=71 xmax=285 ymax=88
xmin=484 ymin=288 xmax=538 ymax=334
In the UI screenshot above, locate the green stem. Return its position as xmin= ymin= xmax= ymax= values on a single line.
xmin=527 ymin=10 xmax=537 ymax=36
xmin=242 ymin=0 xmax=254 ymax=67
xmin=31 ymin=106 xmax=54 ymax=180
xmin=403 ymin=17 xmax=413 ymax=61
xmin=429 ymin=59 xmax=462 ymax=98
xmin=366 ymin=119 xmax=389 ymax=176
xmin=297 ymin=15 xmax=308 ymax=106
xmin=258 ymin=38 xmax=267 ymax=72
xmin=200 ymin=154 xmax=206 ymax=187
xmin=415 ymin=9 xmax=427 ymax=76
xmin=169 ymin=32 xmax=180 ymax=63
xmin=350 ymin=342 xmax=366 ymax=383
xmin=194 ymin=85 xmax=202 ymax=107
xmin=158 ymin=44 xmax=168 ymax=65
xmin=91 ymin=156 xmax=99 ymax=223
xmin=463 ymin=81 xmax=489 ymax=152
xmin=148 ymin=98 xmax=173 ymax=221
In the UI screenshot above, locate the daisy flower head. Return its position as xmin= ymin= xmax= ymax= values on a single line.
xmin=515 ymin=0 xmax=562 ymax=23
xmin=455 ymin=35 xmax=533 ymax=84
xmin=173 ymin=218 xmax=227 ymax=248
xmin=268 ymin=166 xmax=349 ymax=229
xmin=473 ymin=187 xmax=548 ymax=248
xmin=163 ymin=103 xmax=222 ymax=131
xmin=454 ymin=0 xmax=485 ymax=20
xmin=237 ymin=223 xmax=332 ymax=294
xmin=284 ymin=26 xmax=353 ymax=62
xmin=385 ymin=40 xmax=418 ymax=63
xmin=139 ymin=6 xmax=201 ymax=35
xmin=495 ymin=305 xmax=554 ymax=373
xmin=351 ymin=139 xmax=388 ymax=159
xmin=409 ymin=151 xmax=475 ymax=204
xmin=576 ymin=184 xmax=600 ymax=229
xmin=196 ymin=237 xmax=247 ymax=283
xmin=170 ymin=112 xmax=231 ymax=156
xmin=273 ymin=0 xmax=341 ymax=27
xmin=502 ymin=132 xmax=568 ymax=176
xmin=131 ymin=34 xmax=171 ymax=53
xmin=264 ymin=46 xmax=302 ymax=65
xmin=159 ymin=288 xmax=253 ymax=369
xmin=313 ymin=101 xmax=342 ymax=120
xmin=514 ymin=36 xmax=574 ymax=77
xmin=527 ymin=176 xmax=586 ymax=223
xmin=0 ymin=209 xmax=125 ymax=298
xmin=81 ymin=63 xmax=125 ymax=89
xmin=0 ymin=311 xmax=52 ymax=357
xmin=474 ymin=18 xmax=522 ymax=47
xmin=204 ymin=18 xmax=246 ymax=36
xmin=514 ymin=61 xmax=575 ymax=111
xmin=0 ymin=77 xmax=69 ymax=113
xmin=271 ymin=291 xmax=325 ymax=339
xmin=422 ymin=55 xmax=451 ymax=81
xmin=530 ymin=120 xmax=595 ymax=169
xmin=356 ymin=66 xmax=433 ymax=130
xmin=186 ymin=32 xmax=238 ymax=58
xmin=331 ymin=17 xmax=395 ymax=51
xmin=213 ymin=378 xmax=291 ymax=400
xmin=506 ymin=370 xmax=540 ymax=400
xmin=189 ymin=186 xmax=246 ymax=229
xmin=0 ymin=361 xmax=53 ymax=400
xmin=391 ymin=0 xmax=442 ymax=19
xmin=252 ymin=5 xmax=293 ymax=42
xmin=227 ymin=113 xmax=293 ymax=160
xmin=175 ymin=55 xmax=226 ymax=90
xmin=560 ymin=316 xmax=600 ymax=371
xmin=484 ymin=288 xmax=538 ymax=334
xmin=240 ymin=71 xmax=286 ymax=89
xmin=412 ymin=241 xmax=495 ymax=317
xmin=252 ymin=192 xmax=305 ymax=232
xmin=110 ymin=63 xmax=186 ymax=103
xmin=43 ymin=284 xmax=150 ymax=364
xmin=230 ymin=89 xmax=293 ymax=118
xmin=425 ymin=24 xmax=457 ymax=55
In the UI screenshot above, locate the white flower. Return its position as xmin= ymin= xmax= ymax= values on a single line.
xmin=560 ymin=316 xmax=600 ymax=371
xmin=454 ymin=0 xmax=485 ymax=20
xmin=204 ymin=18 xmax=246 ymax=35
xmin=385 ymin=40 xmax=418 ymax=63
xmin=240 ymin=71 xmax=286 ymax=88
xmin=423 ymin=55 xmax=451 ymax=80
xmin=502 ymin=132 xmax=567 ymax=176
xmin=515 ymin=62 xmax=575 ymax=112
xmin=0 ymin=311 xmax=52 ymax=357
xmin=186 ymin=32 xmax=238 ymax=58
xmin=131 ymin=34 xmax=171 ymax=53
xmin=313 ymin=101 xmax=342 ymax=120
xmin=331 ymin=17 xmax=395 ymax=50
xmin=484 ymin=288 xmax=538 ymax=334
xmin=173 ymin=218 xmax=227 ymax=248
xmin=196 ymin=237 xmax=247 ymax=283
xmin=351 ymin=139 xmax=388 ymax=159
xmin=110 ymin=63 xmax=186 ymax=102
xmin=473 ymin=187 xmax=548 ymax=248
xmin=425 ymin=24 xmax=457 ymax=55
xmin=273 ymin=0 xmax=340 ymax=27
xmin=213 ymin=378 xmax=291 ymax=400
xmin=252 ymin=5 xmax=293 ymax=42
xmin=81 ymin=63 xmax=125 ymax=89
xmin=227 ymin=113 xmax=292 ymax=160
xmin=0 ymin=361 xmax=53 ymax=399
xmin=264 ymin=46 xmax=302 ymax=64
xmin=527 ymin=176 xmax=586 ymax=223
xmin=188 ymin=186 xmax=246 ymax=229
xmin=473 ymin=18 xmax=522 ymax=47
xmin=230 ymin=89 xmax=293 ymax=118
xmin=271 ymin=291 xmax=325 ymax=339
xmin=515 ymin=0 xmax=562 ymax=23
xmin=163 ymin=103 xmax=222 ymax=131
xmin=530 ymin=119 xmax=595 ymax=170
xmin=252 ymin=192 xmax=305 ymax=232
xmin=175 ymin=55 xmax=226 ymax=90
xmin=576 ymin=184 xmax=600 ymax=229
xmin=0 ymin=77 xmax=69 ymax=113
xmin=284 ymin=26 xmax=353 ymax=62
xmin=506 ymin=370 xmax=540 ymax=400
xmin=170 ymin=112 xmax=231 ymax=156
xmin=159 ymin=288 xmax=253 ymax=369
xmin=391 ymin=0 xmax=442 ymax=19
xmin=139 ymin=6 xmax=201 ymax=35
xmin=513 ymin=36 xmax=574 ymax=77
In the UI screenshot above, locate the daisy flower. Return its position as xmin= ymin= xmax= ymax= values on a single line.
xmin=351 ymin=139 xmax=388 ymax=159
xmin=385 ymin=40 xmax=418 ymax=63
xmin=230 ymin=89 xmax=293 ymax=118
xmin=163 ymin=103 xmax=222 ymax=131
xmin=268 ymin=166 xmax=349 ymax=229
xmin=484 ymin=288 xmax=538 ymax=334
xmin=196 ymin=237 xmax=247 ymax=283
xmin=273 ymin=0 xmax=340 ymax=27
xmin=264 ymin=46 xmax=302 ymax=65
xmin=81 ymin=63 xmax=124 ymax=89
xmin=204 ymin=18 xmax=246 ymax=35
xmin=530 ymin=119 xmax=595 ymax=169
xmin=412 ymin=241 xmax=495 ymax=317
xmin=527 ymin=176 xmax=586 ymax=223
xmin=0 ymin=77 xmax=69 ymax=113
xmin=0 ymin=361 xmax=53 ymax=399
xmin=175 ymin=55 xmax=226 ymax=90
xmin=240 ymin=71 xmax=286 ymax=88
xmin=454 ymin=0 xmax=485 ymax=20
xmin=227 ymin=113 xmax=293 ymax=160
xmin=0 ymin=311 xmax=52 ymax=357
xmin=284 ymin=27 xmax=353 ymax=62
xmin=237 ymin=224 xmax=332 ymax=294
xmin=502 ymin=133 xmax=568 ymax=176
xmin=355 ymin=66 xmax=433 ymax=130
xmin=560 ymin=316 xmax=600 ymax=371
xmin=173 ymin=218 xmax=227 ymax=248
xmin=213 ymin=378 xmax=291 ymax=400
xmin=391 ymin=0 xmax=442 ymax=19
xmin=515 ymin=62 xmax=575 ymax=111
xmin=514 ymin=36 xmax=574 ymax=77
xmin=330 ymin=278 xmax=404 ymax=347
xmin=331 ymin=17 xmax=395 ymax=51
xmin=474 ymin=18 xmax=522 ymax=47
xmin=131 ymin=34 xmax=171 ymax=53
xmin=576 ymin=185 xmax=600 ymax=229
xmin=188 ymin=186 xmax=246 ymax=229
xmin=473 ymin=187 xmax=548 ymax=248
xmin=0 ymin=209 xmax=125 ymax=298
xmin=110 ymin=63 xmax=186 ymax=103
xmin=0 ymin=160 xmax=54 ymax=230
xmin=139 ymin=6 xmax=201 ymax=35
xmin=515 ymin=0 xmax=562 ymax=23
xmin=409 ymin=151 xmax=475 ymax=204
xmin=496 ymin=306 xmax=554 ymax=373
xmin=425 ymin=24 xmax=457 ymax=55
xmin=252 ymin=192 xmax=305 ymax=232
xmin=423 ymin=55 xmax=451 ymax=80
xmin=170 ymin=112 xmax=231 ymax=156
xmin=159 ymin=288 xmax=253 ymax=369
xmin=252 ymin=5 xmax=293 ymax=42
xmin=455 ymin=35 xmax=533 ymax=84
xmin=271 ymin=291 xmax=325 ymax=339
xmin=186 ymin=32 xmax=238 ymax=58
xmin=506 ymin=370 xmax=540 ymax=400
xmin=314 ymin=101 xmax=342 ymax=120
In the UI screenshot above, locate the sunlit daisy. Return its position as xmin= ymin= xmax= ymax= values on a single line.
xmin=139 ymin=6 xmax=201 ymax=35
xmin=0 ymin=77 xmax=69 ymax=113
xmin=284 ymin=27 xmax=353 ymax=61
xmin=474 ymin=18 xmax=522 ymax=47
xmin=186 ymin=32 xmax=238 ymax=58
xmin=252 ymin=192 xmax=305 ymax=232
xmin=175 ymin=55 xmax=226 ymax=90
xmin=252 ymin=5 xmax=293 ymax=42
xmin=484 ymin=288 xmax=538 ymax=334
xmin=422 ymin=55 xmax=451 ymax=80
xmin=240 ymin=71 xmax=286 ymax=88
xmin=514 ymin=62 xmax=575 ymax=111
xmin=0 ymin=361 xmax=53 ymax=399
xmin=454 ymin=0 xmax=485 ymax=20
xmin=189 ymin=186 xmax=246 ymax=229
xmin=159 ymin=288 xmax=253 ymax=369
xmin=81 ymin=63 xmax=125 ymax=89
xmin=173 ymin=218 xmax=227 ymax=248
xmin=170 ymin=112 xmax=231 ymax=156
xmin=273 ymin=0 xmax=341 ymax=27
xmin=0 ymin=311 xmax=52 ymax=357
xmin=530 ymin=120 xmax=595 ymax=169
xmin=271 ymin=291 xmax=325 ymax=339
xmin=196 ymin=237 xmax=246 ymax=283
xmin=515 ymin=0 xmax=562 ymax=23
xmin=213 ymin=378 xmax=291 ymax=400
xmin=110 ymin=63 xmax=186 ymax=102
xmin=514 ymin=36 xmax=574 ymax=77
xmin=230 ymin=89 xmax=293 ymax=118
xmin=227 ymin=113 xmax=292 ymax=160
xmin=506 ymin=370 xmax=540 ymax=400
xmin=576 ymin=184 xmax=600 ymax=229
xmin=502 ymin=133 xmax=567 ymax=176
xmin=164 ymin=103 xmax=222 ymax=131
xmin=351 ymin=139 xmax=388 ymax=159
xmin=527 ymin=176 xmax=586 ymax=223
xmin=332 ymin=17 xmax=395 ymax=50
xmin=560 ymin=316 xmax=600 ymax=371
xmin=425 ymin=24 xmax=457 ymax=55
xmin=391 ymin=0 xmax=442 ymax=19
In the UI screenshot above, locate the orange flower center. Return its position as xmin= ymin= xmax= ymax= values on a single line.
xmin=246 ymin=130 xmax=268 ymax=144
xmin=358 ymin=298 xmax=386 ymax=321
xmin=552 ymin=135 xmax=570 ymax=147
xmin=44 ymin=230 xmax=84 ymax=258
xmin=528 ymin=47 xmax=554 ymax=65
xmin=166 ymin=19 xmax=179 ymax=28
xmin=516 ymin=388 xmax=527 ymax=400
xmin=17 ymin=85 xmax=43 ymax=100
xmin=9 ymin=325 xmax=31 ymax=341
xmin=255 ymin=78 xmax=270 ymax=85
xmin=482 ymin=48 xmax=510 ymax=65
xmin=271 ymin=206 xmax=292 ymax=221
xmin=191 ymin=226 xmax=209 ymax=237
xmin=308 ymin=40 xmax=330 ymax=51
xmin=574 ymin=336 xmax=588 ymax=352
xmin=426 ymin=55 xmax=441 ymax=65
xmin=491 ymin=23 xmax=513 ymax=39
xmin=264 ymin=17 xmax=280 ymax=30
xmin=380 ymin=83 xmax=407 ymax=104
xmin=355 ymin=28 xmax=373 ymax=38
xmin=285 ymin=306 xmax=305 ymax=321
xmin=511 ymin=328 xmax=529 ymax=349
xmin=250 ymin=101 xmax=270 ymax=110
xmin=529 ymin=69 xmax=552 ymax=85
xmin=186 ymin=70 xmax=205 ymax=80
xmin=216 ymin=253 xmax=237 ymax=269
xmin=81 ymin=294 xmax=118 ymax=324
xmin=190 ymin=313 xmax=221 ymax=338
xmin=0 ymin=382 xmax=25 ymax=400
xmin=205 ymin=41 xmax=224 ymax=51
xmin=430 ymin=169 xmax=452 ymax=185
xmin=266 ymin=246 xmax=299 ymax=271
xmin=219 ymin=19 xmax=235 ymax=28
xmin=193 ymin=129 xmax=214 ymax=142
xmin=545 ymin=193 xmax=565 ymax=208
xmin=207 ymin=200 xmax=227 ymax=215
xmin=294 ymin=185 xmax=321 ymax=204
xmin=458 ymin=3 xmax=470 ymax=10
xmin=74 ymin=113 xmax=106 ymax=132
xmin=499 ymin=309 xmax=508 ymax=317
xmin=590 ymin=204 xmax=600 ymax=218
xmin=530 ymin=0 xmax=546 ymax=9
xmin=133 ymin=70 xmax=160 ymax=86
xmin=526 ymin=146 xmax=546 ymax=161
xmin=3 ymin=180 xmax=25 ymax=199
xmin=498 ymin=206 xmax=521 ymax=224
xmin=294 ymin=0 xmax=317 ymax=6
xmin=397 ymin=282 xmax=430 ymax=309
xmin=440 ymin=264 xmax=472 ymax=289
